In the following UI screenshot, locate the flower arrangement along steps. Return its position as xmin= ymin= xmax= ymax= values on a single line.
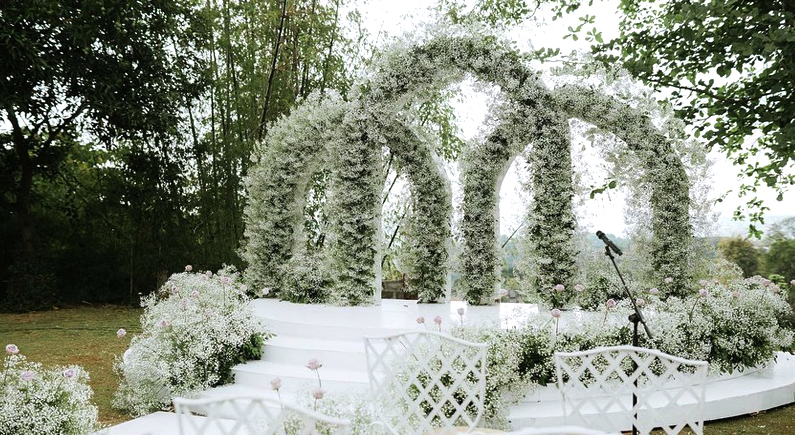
xmin=105 ymin=299 xmax=795 ymax=434
xmin=194 ymin=299 xmax=795 ymax=429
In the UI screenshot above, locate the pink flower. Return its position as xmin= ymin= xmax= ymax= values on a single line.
xmin=496 ymin=288 xmax=509 ymax=299
xmin=664 ymin=277 xmax=674 ymax=284
xmin=205 ymin=271 xmax=213 ymax=278
xmin=772 ymin=286 xmax=781 ymax=294
xmin=457 ymin=307 xmax=465 ymax=316
xmin=762 ymin=278 xmax=772 ymax=286
xmin=270 ymin=377 xmax=282 ymax=391
xmin=790 ymin=280 xmax=795 ymax=287
xmin=204 ymin=309 xmax=213 ymax=316
xmin=553 ymin=284 xmax=565 ymax=292
xmin=159 ymin=319 xmax=171 ymax=328
xmin=190 ymin=290 xmax=199 ymax=298
xmin=20 ymin=370 xmax=35 ymax=382
xmin=63 ymin=368 xmax=75 ymax=379
xmin=312 ymin=388 xmax=325 ymax=400
xmin=185 ymin=265 xmax=193 ymax=272
xmin=433 ymin=316 xmax=442 ymax=325
xmin=574 ymin=284 xmax=585 ymax=292
xmin=551 ymin=308 xmax=562 ymax=319
xmin=606 ymin=299 xmax=616 ymax=309
xmin=222 ymin=276 xmax=230 ymax=284
xmin=416 ymin=316 xmax=425 ymax=324
xmin=636 ymin=298 xmax=645 ymax=307
xmin=699 ymin=288 xmax=708 ymax=298
xmin=306 ymin=359 xmax=322 ymax=371
xmin=649 ymin=287 xmax=659 ymax=295
xmin=116 ymin=329 xmax=127 ymax=338
xmin=699 ymin=279 xmax=708 ymax=287
xmin=5 ymin=344 xmax=19 ymax=355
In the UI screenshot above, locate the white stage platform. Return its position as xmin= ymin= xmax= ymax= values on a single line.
xmin=103 ymin=299 xmax=795 ymax=434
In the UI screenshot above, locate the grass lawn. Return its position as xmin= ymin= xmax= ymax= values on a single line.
xmin=0 ymin=305 xmax=142 ymax=427
xmin=1 ymin=305 xmax=794 ymax=433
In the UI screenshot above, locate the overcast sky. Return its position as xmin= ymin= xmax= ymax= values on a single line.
xmin=357 ymin=0 xmax=793 ymax=237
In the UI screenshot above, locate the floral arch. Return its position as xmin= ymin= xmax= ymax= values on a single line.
xmin=243 ymin=33 xmax=692 ymax=305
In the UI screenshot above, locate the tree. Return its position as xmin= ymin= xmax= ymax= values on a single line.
xmin=764 ymin=239 xmax=795 ymax=284
xmin=593 ymin=0 xmax=795 ymax=237
xmin=717 ymin=237 xmax=760 ymax=278
xmin=1 ymin=0 xmax=208 ymax=252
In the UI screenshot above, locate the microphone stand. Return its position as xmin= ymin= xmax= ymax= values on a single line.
xmin=602 ymin=245 xmax=653 ymax=435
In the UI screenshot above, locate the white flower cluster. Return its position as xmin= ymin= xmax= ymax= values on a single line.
xmin=243 ymin=93 xmax=347 ymax=293
xmin=455 ymin=275 xmax=793 ymax=425
xmin=1 ymin=351 xmax=98 ymax=435
xmin=242 ymin=25 xmax=694 ymax=306
xmin=551 ymin=85 xmax=693 ymax=297
xmin=113 ymin=269 xmax=270 ymax=416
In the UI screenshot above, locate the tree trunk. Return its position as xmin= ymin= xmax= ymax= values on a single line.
xmin=320 ymin=0 xmax=340 ymax=95
xmin=5 ymin=105 xmax=35 ymax=253
xmin=257 ymin=0 xmax=289 ymax=141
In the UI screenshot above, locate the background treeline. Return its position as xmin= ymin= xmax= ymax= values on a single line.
xmin=1 ymin=0 xmax=363 ymax=311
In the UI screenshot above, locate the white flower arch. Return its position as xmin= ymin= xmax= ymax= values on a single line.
xmin=243 ymin=33 xmax=692 ymax=305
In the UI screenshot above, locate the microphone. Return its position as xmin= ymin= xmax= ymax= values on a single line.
xmin=596 ymin=231 xmax=623 ymax=256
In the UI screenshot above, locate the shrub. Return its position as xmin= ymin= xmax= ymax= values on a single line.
xmin=279 ymin=252 xmax=332 ymax=304
xmin=113 ymin=268 xmax=271 ymax=416
xmin=1 ymin=349 xmax=98 ymax=435
xmin=2 ymin=253 xmax=57 ymax=312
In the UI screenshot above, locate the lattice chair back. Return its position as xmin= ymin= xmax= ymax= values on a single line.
xmin=173 ymin=395 xmax=352 ymax=435
xmin=363 ymin=331 xmax=488 ymax=435
xmin=554 ymin=345 xmax=707 ymax=435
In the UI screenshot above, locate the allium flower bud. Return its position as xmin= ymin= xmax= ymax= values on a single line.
xmin=306 ymin=359 xmax=322 ymax=371
xmin=270 ymin=377 xmax=282 ymax=391
xmin=551 ymin=308 xmax=562 ymax=319
xmin=185 ymin=265 xmax=193 ymax=272
xmin=554 ymin=284 xmax=565 ymax=292
xmin=416 ymin=316 xmax=425 ymax=324
xmin=606 ymin=299 xmax=616 ymax=309
xmin=116 ymin=329 xmax=127 ymax=338
xmin=5 ymin=344 xmax=19 ymax=355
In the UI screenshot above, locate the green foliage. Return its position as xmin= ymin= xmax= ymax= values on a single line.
xmin=764 ymin=239 xmax=795 ymax=284
xmin=2 ymin=253 xmax=57 ymax=312
xmin=594 ymin=0 xmax=795 ymax=235
xmin=717 ymin=237 xmax=760 ymax=278
xmin=1 ymin=0 xmax=362 ymax=307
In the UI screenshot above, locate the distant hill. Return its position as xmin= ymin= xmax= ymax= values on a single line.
xmin=716 ymin=214 xmax=795 ymax=237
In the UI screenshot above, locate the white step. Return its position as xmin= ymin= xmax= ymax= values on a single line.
xmin=263 ymin=335 xmax=368 ymax=371
xmin=232 ymin=360 xmax=369 ymax=394
xmin=507 ymin=352 xmax=795 ymax=431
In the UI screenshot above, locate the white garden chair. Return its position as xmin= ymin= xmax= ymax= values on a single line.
xmin=173 ymin=395 xmax=352 ymax=435
xmin=554 ymin=345 xmax=707 ymax=435
xmin=363 ymin=331 xmax=488 ymax=435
